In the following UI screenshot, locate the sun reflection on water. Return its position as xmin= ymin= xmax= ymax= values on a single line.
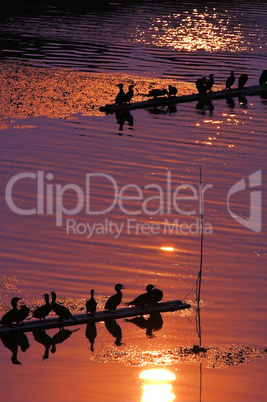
xmin=140 ymin=369 xmax=176 ymax=402
xmin=135 ymin=8 xmax=246 ymax=52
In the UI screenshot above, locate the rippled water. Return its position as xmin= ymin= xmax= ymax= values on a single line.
xmin=0 ymin=1 xmax=267 ymax=401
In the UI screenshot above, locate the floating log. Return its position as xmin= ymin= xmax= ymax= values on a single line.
xmin=0 ymin=299 xmax=190 ymax=336
xmin=99 ymin=84 xmax=267 ymax=113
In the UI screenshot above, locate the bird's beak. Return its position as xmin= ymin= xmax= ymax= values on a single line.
xmin=122 ymin=285 xmax=126 ymax=289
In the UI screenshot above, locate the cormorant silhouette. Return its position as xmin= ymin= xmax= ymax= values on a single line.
xmin=149 ymin=287 xmax=163 ymax=304
xmin=148 ymin=89 xmax=168 ymax=99
xmin=168 ymin=85 xmax=178 ymax=97
xmin=205 ymin=74 xmax=214 ymax=92
xmin=226 ymin=71 xmax=235 ymax=89
xmin=126 ymin=284 xmax=155 ymax=307
xmin=17 ymin=304 xmax=30 ymax=324
xmin=196 ymin=77 xmax=207 ymax=95
xmin=238 ymin=74 xmax=248 ymax=88
xmin=124 ymin=85 xmax=135 ymax=103
xmin=115 ymin=83 xmax=125 ymax=105
xmin=104 ymin=284 xmax=125 ymax=310
xmin=86 ymin=289 xmax=97 ymax=315
xmin=259 ymin=70 xmax=267 ymax=85
xmin=0 ymin=297 xmax=21 ymax=325
xmin=50 ymin=291 xmax=78 ymax=322
xmin=32 ymin=293 xmax=51 ymax=321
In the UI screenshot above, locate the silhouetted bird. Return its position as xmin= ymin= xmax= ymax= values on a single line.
xmin=126 ymin=284 xmax=155 ymax=308
xmin=226 ymin=71 xmax=235 ymax=89
xmin=32 ymin=294 xmax=51 ymax=321
xmin=16 ymin=304 xmax=30 ymax=324
xmin=50 ymin=291 xmax=78 ymax=322
xmin=196 ymin=77 xmax=207 ymax=95
xmin=86 ymin=289 xmax=97 ymax=315
xmin=124 ymin=85 xmax=135 ymax=103
xmin=238 ymin=74 xmax=248 ymax=88
xmin=104 ymin=284 xmax=125 ymax=310
xmin=115 ymin=83 xmax=125 ymax=105
xmin=259 ymin=70 xmax=267 ymax=85
xmin=0 ymin=297 xmax=21 ymax=325
xmin=168 ymin=85 xmax=178 ymax=97
xmin=205 ymin=74 xmax=214 ymax=92
xmin=149 ymin=287 xmax=163 ymax=304
xmin=148 ymin=89 xmax=168 ymax=99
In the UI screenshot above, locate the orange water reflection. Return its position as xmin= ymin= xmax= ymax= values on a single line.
xmin=140 ymin=369 xmax=176 ymax=402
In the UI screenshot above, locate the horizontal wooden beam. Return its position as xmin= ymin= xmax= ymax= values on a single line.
xmin=99 ymin=85 xmax=267 ymax=113
xmin=0 ymin=300 xmax=190 ymax=336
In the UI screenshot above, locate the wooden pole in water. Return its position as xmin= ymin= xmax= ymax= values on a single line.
xmin=196 ymin=165 xmax=204 ymax=346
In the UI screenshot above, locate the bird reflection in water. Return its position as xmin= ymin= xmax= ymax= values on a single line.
xmin=86 ymin=321 xmax=97 ymax=352
xmin=33 ymin=329 xmax=52 ymax=360
xmin=238 ymin=95 xmax=248 ymax=108
xmin=140 ymin=369 xmax=176 ymax=402
xmin=125 ymin=312 xmax=163 ymax=338
xmin=50 ymin=328 xmax=80 ymax=354
xmin=115 ymin=111 xmax=134 ymax=131
xmin=226 ymin=96 xmax=235 ymax=110
xmin=105 ymin=319 xmax=122 ymax=346
xmin=1 ymin=332 xmax=30 ymax=364
xmin=196 ymin=99 xmax=214 ymax=115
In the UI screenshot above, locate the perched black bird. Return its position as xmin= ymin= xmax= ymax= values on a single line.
xmin=50 ymin=291 xmax=78 ymax=322
xmin=238 ymin=74 xmax=248 ymax=88
xmin=126 ymin=284 xmax=155 ymax=308
xmin=0 ymin=297 xmax=21 ymax=325
xmin=226 ymin=71 xmax=235 ymax=90
xmin=86 ymin=289 xmax=97 ymax=315
xmin=196 ymin=77 xmax=207 ymax=95
xmin=205 ymin=74 xmax=214 ymax=92
xmin=149 ymin=287 xmax=163 ymax=305
xmin=168 ymin=85 xmax=178 ymax=97
xmin=32 ymin=294 xmax=51 ymax=321
xmin=259 ymin=70 xmax=267 ymax=85
xmin=16 ymin=304 xmax=30 ymax=324
xmin=115 ymin=83 xmax=125 ymax=105
xmin=104 ymin=284 xmax=125 ymax=310
xmin=148 ymin=88 xmax=168 ymax=99
xmin=124 ymin=85 xmax=135 ymax=103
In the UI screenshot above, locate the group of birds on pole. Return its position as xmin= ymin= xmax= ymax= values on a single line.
xmin=115 ymin=69 xmax=267 ymax=104
xmin=0 ymin=284 xmax=163 ymax=326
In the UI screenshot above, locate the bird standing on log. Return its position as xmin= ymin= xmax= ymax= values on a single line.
xmin=148 ymin=88 xmax=168 ymax=99
xmin=32 ymin=294 xmax=52 ymax=321
xmin=205 ymin=74 xmax=214 ymax=92
xmin=149 ymin=286 xmax=163 ymax=305
xmin=259 ymin=70 xmax=267 ymax=85
xmin=168 ymin=85 xmax=178 ymax=97
xmin=115 ymin=83 xmax=125 ymax=105
xmin=17 ymin=304 xmax=30 ymax=324
xmin=238 ymin=74 xmax=248 ymax=88
xmin=196 ymin=77 xmax=207 ymax=95
xmin=124 ymin=85 xmax=135 ymax=103
xmin=226 ymin=71 xmax=235 ymax=90
xmin=0 ymin=297 xmax=21 ymax=325
xmin=86 ymin=289 xmax=97 ymax=315
xmin=104 ymin=284 xmax=125 ymax=311
xmin=126 ymin=284 xmax=155 ymax=308
xmin=50 ymin=291 xmax=78 ymax=322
